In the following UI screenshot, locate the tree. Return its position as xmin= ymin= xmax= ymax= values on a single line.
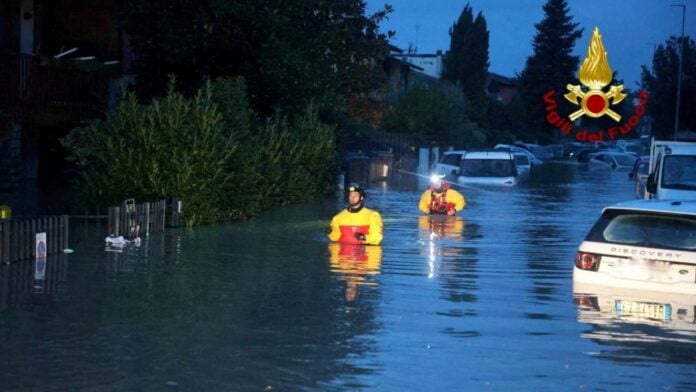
xmin=641 ymin=36 xmax=696 ymax=139
xmin=121 ymin=0 xmax=392 ymax=117
xmin=442 ymin=4 xmax=490 ymax=126
xmin=381 ymin=83 xmax=485 ymax=147
xmin=517 ymin=0 xmax=582 ymax=143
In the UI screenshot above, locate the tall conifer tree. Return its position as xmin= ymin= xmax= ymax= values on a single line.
xmin=641 ymin=36 xmax=696 ymax=139
xmin=518 ymin=0 xmax=582 ymax=143
xmin=443 ymin=4 xmax=490 ymax=126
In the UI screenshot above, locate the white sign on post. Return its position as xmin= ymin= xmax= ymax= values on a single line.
xmin=35 ymin=232 xmax=47 ymax=280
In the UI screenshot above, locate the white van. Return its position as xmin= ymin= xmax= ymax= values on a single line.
xmin=457 ymin=149 xmax=518 ymax=186
xmin=645 ymin=139 xmax=696 ymax=200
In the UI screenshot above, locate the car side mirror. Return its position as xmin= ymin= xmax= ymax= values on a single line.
xmin=646 ymin=173 xmax=657 ymax=193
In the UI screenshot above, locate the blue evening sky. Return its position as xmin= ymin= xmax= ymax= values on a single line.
xmin=366 ymin=0 xmax=696 ymax=89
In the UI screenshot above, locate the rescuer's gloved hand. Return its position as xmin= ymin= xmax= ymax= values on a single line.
xmin=354 ymin=232 xmax=366 ymax=242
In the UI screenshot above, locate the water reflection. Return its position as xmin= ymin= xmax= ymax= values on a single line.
xmin=417 ymin=215 xmax=465 ymax=241
xmin=0 ymin=253 xmax=68 ymax=310
xmin=2 ymin=165 xmax=696 ymax=390
xmin=328 ymin=243 xmax=382 ymax=301
xmin=574 ymin=282 xmax=696 ymax=364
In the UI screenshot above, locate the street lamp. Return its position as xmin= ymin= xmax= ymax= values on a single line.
xmin=671 ymin=4 xmax=685 ymax=141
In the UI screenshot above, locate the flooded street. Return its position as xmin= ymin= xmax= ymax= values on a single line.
xmin=1 ymin=163 xmax=695 ymax=391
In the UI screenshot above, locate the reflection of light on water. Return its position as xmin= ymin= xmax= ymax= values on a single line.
xmin=581 ymin=330 xmax=696 ymax=345
xmin=428 ymin=235 xmax=437 ymax=279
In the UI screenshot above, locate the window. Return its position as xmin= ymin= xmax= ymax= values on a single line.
xmin=441 ymin=153 xmax=463 ymax=166
xmin=614 ymin=154 xmax=636 ymax=166
xmin=461 ymin=159 xmax=515 ymax=177
xmin=514 ymin=154 xmax=529 ymax=166
xmin=662 ymin=155 xmax=696 ymax=190
xmin=586 ymin=210 xmax=696 ymax=251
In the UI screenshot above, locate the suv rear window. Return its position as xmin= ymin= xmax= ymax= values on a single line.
xmin=585 ymin=209 xmax=696 ymax=251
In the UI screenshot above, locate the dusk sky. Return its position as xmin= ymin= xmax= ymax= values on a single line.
xmin=366 ymin=0 xmax=696 ymax=90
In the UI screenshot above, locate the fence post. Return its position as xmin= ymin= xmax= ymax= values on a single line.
xmin=144 ymin=202 xmax=151 ymax=235
xmin=160 ymin=200 xmax=166 ymax=232
xmin=62 ymin=215 xmax=69 ymax=250
xmin=0 ymin=221 xmax=8 ymax=264
xmin=108 ymin=206 xmax=120 ymax=236
xmin=169 ymin=197 xmax=182 ymax=228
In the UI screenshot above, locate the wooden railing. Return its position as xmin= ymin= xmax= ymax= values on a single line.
xmin=0 ymin=51 xmax=107 ymax=116
xmin=0 ymin=215 xmax=69 ymax=264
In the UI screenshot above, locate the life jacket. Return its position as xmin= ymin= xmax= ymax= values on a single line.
xmin=338 ymin=206 xmax=370 ymax=244
xmin=429 ymin=184 xmax=455 ymax=214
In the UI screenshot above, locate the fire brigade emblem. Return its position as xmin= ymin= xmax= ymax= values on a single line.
xmin=564 ymin=27 xmax=626 ymax=121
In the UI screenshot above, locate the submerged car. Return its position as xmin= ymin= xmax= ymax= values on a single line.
xmin=587 ymin=151 xmax=637 ymax=170
xmin=574 ymin=200 xmax=696 ymax=294
xmin=494 ymin=144 xmax=543 ymax=165
xmin=513 ymin=152 xmax=531 ymax=177
xmin=629 ymin=155 xmax=650 ymax=199
xmin=457 ymin=149 xmax=518 ymax=186
xmin=573 ymin=148 xmax=600 ymax=163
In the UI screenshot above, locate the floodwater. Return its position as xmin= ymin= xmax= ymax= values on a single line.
xmin=1 ymin=163 xmax=695 ymax=391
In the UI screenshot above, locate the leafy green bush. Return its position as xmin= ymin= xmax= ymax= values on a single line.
xmin=228 ymin=105 xmax=337 ymax=218
xmin=62 ymin=77 xmax=337 ymax=226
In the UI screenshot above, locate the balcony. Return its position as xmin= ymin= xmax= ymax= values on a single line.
xmin=0 ymin=51 xmax=108 ymax=122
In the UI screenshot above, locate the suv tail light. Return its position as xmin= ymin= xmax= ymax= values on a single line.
xmin=575 ymin=252 xmax=600 ymax=271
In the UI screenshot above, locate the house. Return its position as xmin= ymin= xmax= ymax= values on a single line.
xmin=390 ymin=49 xmax=519 ymax=105
xmin=383 ymin=45 xmax=428 ymax=93
xmin=485 ymin=72 xmax=517 ymax=104
xmin=391 ymin=50 xmax=444 ymax=79
xmin=0 ymin=0 xmax=127 ymax=190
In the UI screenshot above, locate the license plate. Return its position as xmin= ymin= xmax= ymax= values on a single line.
xmin=615 ymin=299 xmax=672 ymax=321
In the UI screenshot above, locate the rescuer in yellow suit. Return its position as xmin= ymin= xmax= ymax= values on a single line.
xmin=327 ymin=183 xmax=383 ymax=245
xmin=418 ymin=174 xmax=466 ymax=215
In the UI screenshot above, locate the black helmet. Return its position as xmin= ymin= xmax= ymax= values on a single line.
xmin=347 ymin=183 xmax=365 ymax=198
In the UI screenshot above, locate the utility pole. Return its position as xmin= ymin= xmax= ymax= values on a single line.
xmin=671 ymin=4 xmax=686 ymax=141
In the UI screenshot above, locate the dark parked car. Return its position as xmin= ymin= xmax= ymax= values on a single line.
xmin=574 ymin=149 xmax=600 ymax=163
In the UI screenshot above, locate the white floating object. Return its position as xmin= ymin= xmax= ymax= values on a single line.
xmin=62 ymin=248 xmax=74 ymax=254
xmin=105 ymin=235 xmax=142 ymax=249
xmin=105 ymin=235 xmax=128 ymax=246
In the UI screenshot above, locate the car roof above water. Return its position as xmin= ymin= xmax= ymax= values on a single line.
xmin=464 ymin=150 xmax=514 ymax=160
xmin=603 ymin=199 xmax=696 ymax=217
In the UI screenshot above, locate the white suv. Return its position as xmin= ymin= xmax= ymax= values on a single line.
xmin=574 ymin=200 xmax=696 ymax=294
